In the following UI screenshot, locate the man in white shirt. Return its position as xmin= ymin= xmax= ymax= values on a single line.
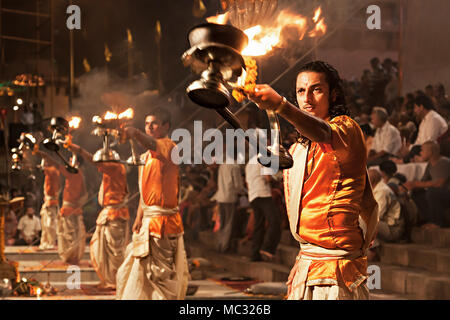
xmin=368 ymin=107 xmax=402 ymax=167
xmin=396 ymin=95 xmax=448 ymax=163
xmin=245 ymin=160 xmax=281 ymax=261
xmin=413 ymin=95 xmax=448 ymax=146
xmin=17 ymin=207 xmax=41 ymax=246
xmin=212 ymin=158 xmax=245 ymax=253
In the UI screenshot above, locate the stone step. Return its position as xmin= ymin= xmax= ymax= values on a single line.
xmin=369 ymin=289 xmax=415 ymax=300
xmin=275 ymin=244 xmax=297 ymax=267
xmin=17 ymin=260 xmax=99 ymax=283
xmin=377 ymin=263 xmax=450 ymax=299
xmin=380 ymin=243 xmax=450 ymax=275
xmin=197 ymin=230 xmax=298 ymax=268
xmin=411 ymin=227 xmax=450 ymax=248
xmin=5 ymin=246 xmax=91 ymax=262
xmin=188 ymin=240 xmax=291 ymax=283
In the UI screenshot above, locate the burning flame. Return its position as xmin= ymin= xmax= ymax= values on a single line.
xmin=118 ymin=108 xmax=134 ymax=120
xmin=68 ymin=116 xmax=82 ymax=129
xmin=313 ymin=7 xmax=322 ymax=23
xmin=206 ymin=7 xmax=327 ymax=57
xmin=104 ymin=111 xmax=118 ymax=120
xmin=97 ymin=108 xmax=134 ymax=122
xmin=92 ymin=115 xmax=102 ymax=124
xmin=309 ymin=7 xmax=327 ymax=38
xmin=206 ymin=12 xmax=229 ymax=25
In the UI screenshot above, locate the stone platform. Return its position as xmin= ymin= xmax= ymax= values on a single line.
xmin=186 ymin=228 xmax=450 ymax=300
xmin=2 ymin=245 xmax=280 ymax=300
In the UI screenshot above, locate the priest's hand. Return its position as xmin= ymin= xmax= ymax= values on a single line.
xmin=123 ymin=126 xmax=138 ymax=140
xmin=248 ymin=84 xmax=284 ymax=112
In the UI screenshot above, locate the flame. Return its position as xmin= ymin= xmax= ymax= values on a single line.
xmin=206 ymin=8 xmax=327 ymax=57
xmin=308 ymin=7 xmax=327 ymax=37
xmin=104 ymin=111 xmax=118 ymax=120
xmin=118 ymin=107 xmax=134 ymax=120
xmin=241 ymin=10 xmax=309 ymax=56
xmin=313 ymin=7 xmax=322 ymax=23
xmin=92 ymin=115 xmax=102 ymax=124
xmin=68 ymin=116 xmax=82 ymax=129
xmin=206 ymin=12 xmax=229 ymax=25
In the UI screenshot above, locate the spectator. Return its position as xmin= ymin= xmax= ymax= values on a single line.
xmin=212 ymin=157 xmax=245 ymax=253
xmin=368 ymin=107 xmax=402 ymax=166
xmin=396 ymin=95 xmax=448 ymax=162
xmin=434 ymin=83 xmax=449 ymax=109
xmin=379 ymin=160 xmax=401 ymax=185
xmin=245 ymin=160 xmax=281 ymax=262
xmin=404 ymin=140 xmax=450 ymax=228
xmin=412 ymin=95 xmax=448 ymax=147
xmin=367 ymin=57 xmax=388 ymax=107
xmin=16 ymin=206 xmax=41 ymax=246
xmin=383 ymin=58 xmax=398 ymax=107
xmin=425 ymin=84 xmax=437 ymax=105
xmin=368 ymin=168 xmax=404 ymax=244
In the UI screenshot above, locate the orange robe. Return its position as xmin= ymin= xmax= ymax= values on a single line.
xmin=43 ymin=166 xmax=61 ymax=207
xmin=60 ymin=169 xmax=87 ymax=216
xmin=284 ymin=115 xmax=378 ymax=295
xmin=97 ymin=162 xmax=129 ymax=220
xmin=139 ymin=138 xmax=183 ymax=237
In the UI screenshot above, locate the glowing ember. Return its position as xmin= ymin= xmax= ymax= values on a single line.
xmin=118 ymin=108 xmax=134 ymax=120
xmin=206 ymin=12 xmax=229 ymax=24
xmin=68 ymin=117 xmax=82 ymax=129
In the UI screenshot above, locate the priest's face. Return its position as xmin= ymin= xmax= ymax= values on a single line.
xmin=296 ymin=71 xmax=331 ymax=120
xmin=145 ymin=115 xmax=168 ymax=139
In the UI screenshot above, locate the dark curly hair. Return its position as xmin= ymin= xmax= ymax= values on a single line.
xmin=296 ymin=61 xmax=350 ymax=119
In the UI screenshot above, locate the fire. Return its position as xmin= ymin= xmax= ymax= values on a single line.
xmin=92 ymin=115 xmax=102 ymax=124
xmin=68 ymin=116 xmax=82 ymax=129
xmin=104 ymin=111 xmax=118 ymax=120
xmin=313 ymin=7 xmax=322 ymax=23
xmin=309 ymin=7 xmax=327 ymax=38
xmin=206 ymin=7 xmax=327 ymax=57
xmin=206 ymin=12 xmax=229 ymax=25
xmin=118 ymin=108 xmax=134 ymax=120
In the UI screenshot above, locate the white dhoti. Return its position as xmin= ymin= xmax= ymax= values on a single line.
xmin=90 ymin=207 xmax=130 ymax=287
xmin=116 ymin=206 xmax=189 ymax=300
xmin=39 ymin=204 xmax=59 ymax=250
xmin=57 ymin=213 xmax=86 ymax=264
xmin=287 ymin=243 xmax=369 ymax=300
